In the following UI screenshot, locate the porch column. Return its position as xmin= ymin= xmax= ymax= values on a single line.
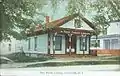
xmin=89 ymin=35 xmax=91 ymax=54
xmin=68 ymin=34 xmax=72 ymax=56
xmin=53 ymin=32 xmax=57 ymax=56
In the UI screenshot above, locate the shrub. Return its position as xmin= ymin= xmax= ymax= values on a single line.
xmin=0 ymin=59 xmax=8 ymax=64
xmin=4 ymin=52 xmax=53 ymax=63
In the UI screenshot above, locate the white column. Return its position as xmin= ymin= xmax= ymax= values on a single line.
xmin=68 ymin=34 xmax=72 ymax=56
xmin=53 ymin=32 xmax=57 ymax=56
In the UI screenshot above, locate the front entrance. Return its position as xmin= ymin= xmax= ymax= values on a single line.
xmin=51 ymin=33 xmax=90 ymax=55
xmin=65 ymin=35 xmax=90 ymax=55
xmin=65 ymin=35 xmax=76 ymax=55
xmin=71 ymin=35 xmax=76 ymax=54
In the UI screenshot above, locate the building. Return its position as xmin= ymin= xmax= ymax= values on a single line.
xmin=0 ymin=38 xmax=23 ymax=55
xmin=25 ymin=13 xmax=96 ymax=56
xmin=91 ymin=20 xmax=120 ymax=50
xmin=0 ymin=13 xmax=97 ymax=56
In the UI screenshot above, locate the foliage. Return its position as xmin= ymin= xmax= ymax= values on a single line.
xmin=1 ymin=0 xmax=120 ymax=41
xmin=52 ymin=0 xmax=120 ymax=35
xmin=66 ymin=0 xmax=91 ymax=15
xmin=91 ymin=0 xmax=120 ymax=34
xmin=5 ymin=52 xmax=53 ymax=62
xmin=0 ymin=0 xmax=48 ymax=41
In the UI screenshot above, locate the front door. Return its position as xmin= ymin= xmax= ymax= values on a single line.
xmin=71 ymin=35 xmax=76 ymax=54
xmin=65 ymin=35 xmax=76 ymax=55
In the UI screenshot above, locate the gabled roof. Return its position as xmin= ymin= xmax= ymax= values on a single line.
xmin=45 ymin=13 xmax=78 ymax=28
xmin=45 ymin=13 xmax=98 ymax=31
xmin=44 ymin=13 xmax=98 ymax=31
xmin=27 ymin=13 xmax=98 ymax=36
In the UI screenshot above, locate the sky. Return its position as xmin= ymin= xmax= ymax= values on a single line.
xmin=41 ymin=0 xmax=68 ymax=21
xmin=33 ymin=0 xmax=97 ymax=25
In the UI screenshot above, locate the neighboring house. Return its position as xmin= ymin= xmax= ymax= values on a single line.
xmin=0 ymin=13 xmax=96 ymax=56
xmin=0 ymin=38 xmax=24 ymax=55
xmin=91 ymin=21 xmax=120 ymax=49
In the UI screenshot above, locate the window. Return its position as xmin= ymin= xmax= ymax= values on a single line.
xmin=91 ymin=40 xmax=96 ymax=47
xmin=104 ymin=40 xmax=110 ymax=49
xmin=55 ymin=36 xmax=62 ymax=50
xmin=34 ymin=37 xmax=37 ymax=51
xmin=111 ymin=39 xmax=118 ymax=49
xmin=104 ymin=28 xmax=107 ymax=35
xmin=98 ymin=40 xmax=100 ymax=47
xmin=74 ymin=19 xmax=81 ymax=28
xmin=80 ymin=37 xmax=87 ymax=51
xmin=28 ymin=38 xmax=31 ymax=50
xmin=8 ymin=44 xmax=11 ymax=51
xmin=91 ymin=40 xmax=100 ymax=47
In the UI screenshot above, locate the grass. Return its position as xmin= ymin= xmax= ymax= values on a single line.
xmin=26 ymin=60 xmax=120 ymax=67
xmin=106 ymin=56 xmax=120 ymax=60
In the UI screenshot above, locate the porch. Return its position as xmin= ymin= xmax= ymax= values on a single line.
xmin=48 ymin=28 xmax=92 ymax=56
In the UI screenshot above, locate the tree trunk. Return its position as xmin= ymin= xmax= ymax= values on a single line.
xmin=0 ymin=1 xmax=3 ymax=41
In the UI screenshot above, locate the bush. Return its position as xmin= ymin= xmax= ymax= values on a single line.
xmin=5 ymin=52 xmax=53 ymax=63
xmin=0 ymin=59 xmax=8 ymax=64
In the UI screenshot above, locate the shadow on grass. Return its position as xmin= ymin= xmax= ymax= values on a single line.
xmin=26 ymin=61 xmax=120 ymax=67
xmin=107 ymin=56 xmax=120 ymax=60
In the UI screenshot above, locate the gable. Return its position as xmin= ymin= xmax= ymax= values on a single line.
xmin=60 ymin=19 xmax=93 ymax=31
xmin=27 ymin=13 xmax=96 ymax=36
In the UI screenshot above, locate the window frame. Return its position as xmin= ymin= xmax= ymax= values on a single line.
xmin=104 ymin=39 xmax=110 ymax=49
xmin=74 ymin=19 xmax=81 ymax=28
xmin=111 ymin=39 xmax=118 ymax=49
xmin=91 ymin=40 xmax=100 ymax=47
xmin=55 ymin=36 xmax=62 ymax=51
xmin=79 ymin=36 xmax=87 ymax=51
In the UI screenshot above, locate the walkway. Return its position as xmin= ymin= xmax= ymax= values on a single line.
xmin=0 ymin=65 xmax=120 ymax=76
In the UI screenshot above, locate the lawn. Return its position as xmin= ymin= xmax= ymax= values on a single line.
xmin=26 ymin=60 xmax=120 ymax=67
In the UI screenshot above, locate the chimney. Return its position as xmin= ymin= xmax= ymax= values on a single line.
xmin=46 ymin=16 xmax=49 ymax=23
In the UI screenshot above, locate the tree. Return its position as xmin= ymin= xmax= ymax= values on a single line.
xmin=1 ymin=0 xmax=119 ymax=41
xmin=0 ymin=0 xmax=48 ymax=41
xmin=56 ymin=0 xmax=120 ymax=35
xmin=91 ymin=0 xmax=120 ymax=35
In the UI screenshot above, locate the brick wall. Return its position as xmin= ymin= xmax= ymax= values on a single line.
xmin=91 ymin=49 xmax=120 ymax=56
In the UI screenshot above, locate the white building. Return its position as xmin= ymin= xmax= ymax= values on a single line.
xmin=0 ymin=38 xmax=22 ymax=55
xmin=0 ymin=13 xmax=95 ymax=56
xmin=91 ymin=21 xmax=120 ymax=49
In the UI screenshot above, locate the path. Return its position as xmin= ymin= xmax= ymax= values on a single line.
xmin=0 ymin=65 xmax=120 ymax=76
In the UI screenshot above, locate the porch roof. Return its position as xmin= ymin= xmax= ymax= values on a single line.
xmin=27 ymin=27 xmax=95 ymax=36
